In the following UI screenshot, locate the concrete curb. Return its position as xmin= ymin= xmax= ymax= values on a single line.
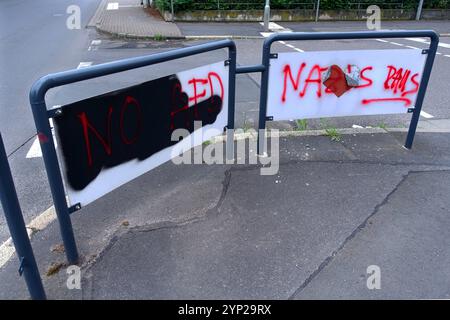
xmin=93 ymin=27 xmax=264 ymax=40
xmin=90 ymin=30 xmax=450 ymax=41
xmin=210 ymin=127 xmax=389 ymax=144
xmin=87 ymin=0 xmax=108 ymax=28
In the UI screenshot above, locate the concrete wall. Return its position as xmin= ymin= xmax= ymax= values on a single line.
xmin=161 ymin=9 xmax=450 ymax=22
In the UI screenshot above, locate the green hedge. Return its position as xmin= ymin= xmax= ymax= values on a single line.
xmin=155 ymin=0 xmax=449 ymax=11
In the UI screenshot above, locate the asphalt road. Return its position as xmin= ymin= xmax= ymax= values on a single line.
xmin=0 ymin=0 xmax=102 ymax=243
xmin=1 ymin=3 xmax=450 ymax=250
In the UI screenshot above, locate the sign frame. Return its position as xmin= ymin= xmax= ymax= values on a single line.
xmin=29 ymin=40 xmax=237 ymax=264
xmin=257 ymin=30 xmax=439 ymax=155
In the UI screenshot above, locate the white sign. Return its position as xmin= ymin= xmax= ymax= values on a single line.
xmin=56 ymin=61 xmax=229 ymax=207
xmin=267 ymin=49 xmax=427 ymax=120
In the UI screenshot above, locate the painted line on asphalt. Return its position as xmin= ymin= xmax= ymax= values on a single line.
xmin=420 ymin=111 xmax=434 ymax=119
xmin=375 ymin=39 xmax=446 ymax=57
xmin=26 ymin=117 xmax=57 ymax=159
xmin=405 ymin=45 xmax=420 ymax=50
xmin=77 ymin=61 xmax=93 ymax=69
xmin=259 ymin=23 xmax=304 ymax=53
xmin=405 ymin=37 xmax=450 ymax=49
xmin=88 ymin=40 xmax=102 ymax=51
xmin=0 ymin=206 xmax=56 ymax=269
xmin=106 ymin=2 xmax=119 ymax=10
xmin=259 ymin=22 xmax=292 ymax=32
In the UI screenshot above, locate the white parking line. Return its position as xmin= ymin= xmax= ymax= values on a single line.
xmin=77 ymin=61 xmax=92 ymax=69
xmin=259 ymin=22 xmax=291 ymax=32
xmin=445 ymin=54 xmax=450 ymax=58
xmin=25 ymin=138 xmax=42 ymax=158
xmin=26 ymin=117 xmax=57 ymax=159
xmin=375 ymin=39 xmax=448 ymax=57
xmin=106 ymin=2 xmax=119 ymax=10
xmin=88 ymin=40 xmax=101 ymax=51
xmin=0 ymin=206 xmax=56 ymax=269
xmin=258 ymin=23 xmax=303 ymax=52
xmin=405 ymin=37 xmax=450 ymax=49
xmin=420 ymin=111 xmax=434 ymax=119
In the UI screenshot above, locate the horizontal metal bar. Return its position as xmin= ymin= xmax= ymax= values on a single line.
xmin=236 ymin=64 xmax=265 ymax=74
xmin=263 ymin=30 xmax=439 ymax=50
xmin=29 ymin=39 xmax=236 ymax=104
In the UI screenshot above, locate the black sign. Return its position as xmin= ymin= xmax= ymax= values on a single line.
xmin=54 ymin=74 xmax=223 ymax=191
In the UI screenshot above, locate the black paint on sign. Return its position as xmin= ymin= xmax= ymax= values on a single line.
xmin=54 ymin=74 xmax=223 ymax=191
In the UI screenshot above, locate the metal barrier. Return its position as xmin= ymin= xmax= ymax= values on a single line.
xmin=0 ymin=133 xmax=46 ymax=299
xmin=29 ymin=39 xmax=237 ymax=264
xmin=18 ymin=31 xmax=437 ymax=293
xmin=256 ymin=30 xmax=439 ymax=154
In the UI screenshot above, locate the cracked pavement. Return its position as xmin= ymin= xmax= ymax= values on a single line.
xmin=1 ymin=128 xmax=450 ymax=299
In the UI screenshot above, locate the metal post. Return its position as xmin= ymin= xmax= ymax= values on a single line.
xmin=416 ymin=0 xmax=424 ymax=21
xmin=315 ymin=0 xmax=320 ymax=22
xmin=170 ymin=0 xmax=174 ymax=22
xmin=0 ymin=133 xmax=46 ymax=300
xmin=405 ymin=33 xmax=439 ymax=148
xmin=263 ymin=0 xmax=270 ymax=32
xmin=257 ymin=42 xmax=272 ymax=156
xmin=29 ymin=101 xmax=79 ymax=265
xmin=226 ymin=44 xmax=237 ymax=161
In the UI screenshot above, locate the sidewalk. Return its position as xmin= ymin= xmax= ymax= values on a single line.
xmin=1 ymin=127 xmax=450 ymax=299
xmin=89 ymin=0 xmax=182 ymax=38
xmin=89 ymin=1 xmax=450 ymax=39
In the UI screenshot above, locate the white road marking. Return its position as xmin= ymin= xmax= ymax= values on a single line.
xmin=420 ymin=111 xmax=434 ymax=119
xmin=88 ymin=40 xmax=101 ymax=51
xmin=259 ymin=23 xmax=303 ymax=52
xmin=26 ymin=117 xmax=57 ymax=159
xmin=77 ymin=61 xmax=92 ymax=69
xmin=259 ymin=22 xmax=291 ymax=32
xmin=405 ymin=37 xmax=450 ymax=49
xmin=26 ymin=138 xmax=42 ymax=158
xmin=375 ymin=39 xmax=448 ymax=57
xmin=405 ymin=37 xmax=428 ymax=43
xmin=106 ymin=2 xmax=119 ymax=10
xmin=0 ymin=206 xmax=56 ymax=269
xmin=445 ymin=54 xmax=450 ymax=58
xmin=260 ymin=32 xmax=273 ymax=38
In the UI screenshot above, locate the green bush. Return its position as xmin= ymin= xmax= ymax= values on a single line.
xmin=155 ymin=0 xmax=449 ymax=12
